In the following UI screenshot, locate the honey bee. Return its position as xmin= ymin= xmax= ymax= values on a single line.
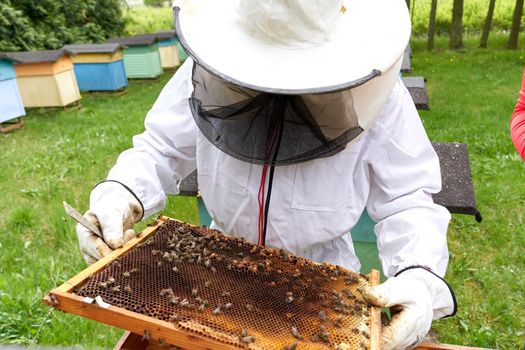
xmin=123 ymin=271 xmax=131 ymax=278
xmin=141 ymin=329 xmax=150 ymax=342
xmin=285 ymin=292 xmax=295 ymax=303
xmin=212 ymin=305 xmax=222 ymax=315
xmin=318 ymin=310 xmax=327 ymax=322
xmin=291 ymin=326 xmax=303 ymax=340
xmin=283 ymin=341 xmax=298 ymax=350
xmin=333 ymin=315 xmax=344 ymax=328
xmin=124 ymin=285 xmax=132 ymax=294
xmin=221 ymin=291 xmax=231 ymax=297
xmin=204 ymin=280 xmax=212 ymax=287
xmin=240 ymin=336 xmax=255 ymax=344
xmin=191 ymin=288 xmax=198 ymax=297
xmin=110 ymin=286 xmax=121 ymax=293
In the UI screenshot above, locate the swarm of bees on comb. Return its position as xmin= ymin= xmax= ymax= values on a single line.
xmin=74 ymin=219 xmax=375 ymax=350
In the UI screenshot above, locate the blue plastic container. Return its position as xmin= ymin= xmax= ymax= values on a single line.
xmin=0 ymin=59 xmax=25 ymax=123
xmin=73 ymin=60 xmax=128 ymax=91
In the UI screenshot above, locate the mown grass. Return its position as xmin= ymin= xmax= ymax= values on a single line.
xmin=0 ymin=73 xmax=199 ymax=347
xmin=0 ymin=35 xmax=524 ymax=350
xmin=408 ymin=35 xmax=525 ymax=349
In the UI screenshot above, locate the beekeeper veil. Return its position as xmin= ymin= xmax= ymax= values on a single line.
xmin=174 ymin=0 xmax=411 ymax=165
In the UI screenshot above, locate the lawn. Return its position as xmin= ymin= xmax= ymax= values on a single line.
xmin=0 ymin=36 xmax=524 ymax=349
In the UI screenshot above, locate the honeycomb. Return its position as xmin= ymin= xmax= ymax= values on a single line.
xmin=75 ymin=219 xmax=375 ymax=350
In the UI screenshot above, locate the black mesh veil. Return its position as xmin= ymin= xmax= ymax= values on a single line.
xmin=189 ymin=64 xmax=365 ymax=166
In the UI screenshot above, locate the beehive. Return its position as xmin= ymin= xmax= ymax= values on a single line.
xmin=155 ymin=31 xmax=181 ymax=69
xmin=1 ymin=49 xmax=81 ymax=108
xmin=107 ymin=35 xmax=163 ymax=79
xmin=45 ymin=216 xmax=380 ymax=350
xmin=64 ymin=43 xmax=128 ymax=91
xmin=0 ymin=58 xmax=25 ymax=124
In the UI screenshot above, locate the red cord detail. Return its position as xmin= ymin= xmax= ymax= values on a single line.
xmin=257 ymin=126 xmax=279 ymax=245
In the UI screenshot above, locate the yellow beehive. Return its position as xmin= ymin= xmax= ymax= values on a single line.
xmin=6 ymin=49 xmax=81 ymax=108
xmin=156 ymin=31 xmax=181 ymax=69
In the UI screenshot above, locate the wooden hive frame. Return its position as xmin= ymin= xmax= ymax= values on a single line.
xmin=44 ymin=216 xmax=382 ymax=350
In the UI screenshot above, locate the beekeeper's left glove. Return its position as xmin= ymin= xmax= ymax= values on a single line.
xmin=363 ymin=267 xmax=456 ymax=350
xmin=76 ymin=181 xmax=143 ymax=265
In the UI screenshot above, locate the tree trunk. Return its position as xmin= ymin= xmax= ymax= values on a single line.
xmin=480 ymin=0 xmax=496 ymax=48
xmin=508 ymin=0 xmax=524 ymax=49
xmin=449 ymin=0 xmax=464 ymax=49
xmin=427 ymin=0 xmax=438 ymax=50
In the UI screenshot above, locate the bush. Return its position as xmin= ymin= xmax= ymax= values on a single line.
xmin=144 ymin=0 xmax=167 ymax=7
xmin=0 ymin=0 xmax=125 ymax=52
xmin=410 ymin=0 xmax=516 ymax=37
xmin=123 ymin=7 xmax=173 ymax=35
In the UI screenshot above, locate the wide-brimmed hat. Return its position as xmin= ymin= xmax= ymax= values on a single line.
xmin=173 ymin=0 xmax=410 ymax=95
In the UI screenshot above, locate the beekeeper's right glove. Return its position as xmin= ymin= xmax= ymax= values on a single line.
xmin=76 ymin=181 xmax=143 ymax=264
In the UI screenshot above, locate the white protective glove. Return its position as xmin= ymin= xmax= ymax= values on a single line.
xmin=76 ymin=181 xmax=144 ymax=264
xmin=363 ymin=267 xmax=456 ymax=350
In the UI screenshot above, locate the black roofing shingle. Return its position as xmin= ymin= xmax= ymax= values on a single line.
xmin=155 ymin=30 xmax=177 ymax=40
xmin=63 ymin=43 xmax=125 ymax=54
xmin=107 ymin=34 xmax=158 ymax=46
xmin=0 ymin=49 xmax=73 ymax=64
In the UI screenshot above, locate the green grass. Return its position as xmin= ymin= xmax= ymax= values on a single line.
xmin=408 ymin=37 xmax=525 ymax=349
xmin=1 ymin=38 xmax=525 ymax=349
xmin=0 ymin=73 xmax=199 ymax=347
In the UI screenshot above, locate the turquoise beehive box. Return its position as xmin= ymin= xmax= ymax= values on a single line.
xmin=0 ymin=58 xmax=26 ymax=124
xmin=107 ymin=35 xmax=163 ymax=79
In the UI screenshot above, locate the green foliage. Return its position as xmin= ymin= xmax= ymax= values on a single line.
xmin=410 ymin=0 xmax=517 ymax=36
xmin=0 ymin=0 xmax=125 ymax=52
xmin=123 ymin=6 xmax=173 ymax=35
xmin=144 ymin=0 xmax=167 ymax=8
xmin=123 ymin=0 xmax=521 ymax=44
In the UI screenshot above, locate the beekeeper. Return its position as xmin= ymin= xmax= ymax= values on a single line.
xmin=76 ymin=0 xmax=456 ymax=348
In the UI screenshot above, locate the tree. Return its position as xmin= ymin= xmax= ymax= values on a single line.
xmin=0 ymin=2 xmax=39 ymax=51
xmin=427 ymin=0 xmax=438 ymax=50
xmin=480 ymin=0 xmax=497 ymax=48
xmin=449 ymin=0 xmax=464 ymax=49
xmin=0 ymin=0 xmax=125 ymax=52
xmin=508 ymin=0 xmax=524 ymax=49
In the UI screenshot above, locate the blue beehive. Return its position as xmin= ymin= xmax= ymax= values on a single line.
xmin=0 ymin=58 xmax=25 ymax=124
xmin=64 ymin=44 xmax=128 ymax=91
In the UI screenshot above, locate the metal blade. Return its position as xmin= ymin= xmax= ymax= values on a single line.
xmin=63 ymin=201 xmax=103 ymax=237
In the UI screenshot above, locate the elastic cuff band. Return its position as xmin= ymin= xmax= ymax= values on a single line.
xmin=395 ymin=265 xmax=457 ymax=318
xmin=93 ymin=180 xmax=145 ymax=222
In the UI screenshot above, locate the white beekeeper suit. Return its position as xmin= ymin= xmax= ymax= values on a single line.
xmin=107 ymin=58 xmax=452 ymax=275
xmin=76 ymin=0 xmax=457 ymax=349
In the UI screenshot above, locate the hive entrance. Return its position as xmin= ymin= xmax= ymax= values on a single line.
xmin=48 ymin=217 xmax=379 ymax=350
